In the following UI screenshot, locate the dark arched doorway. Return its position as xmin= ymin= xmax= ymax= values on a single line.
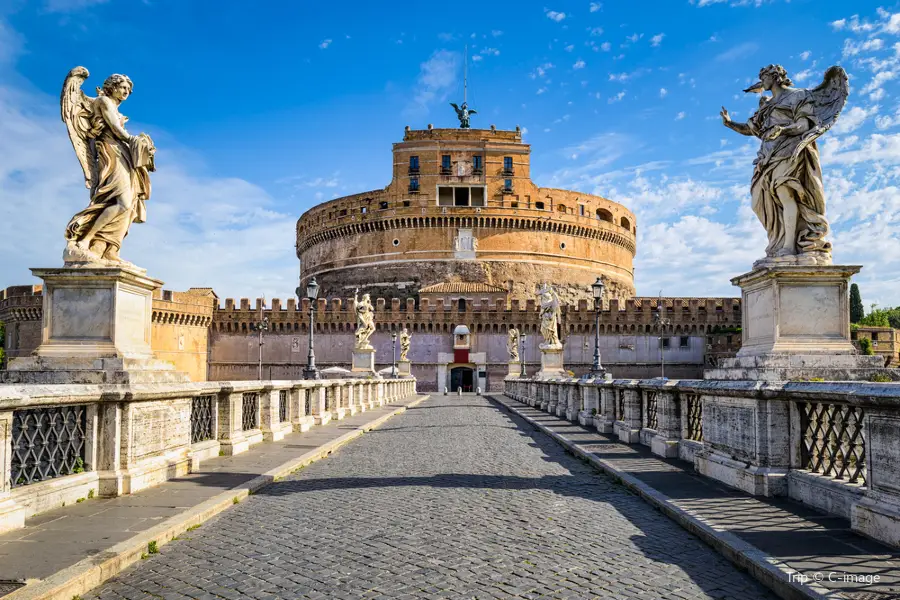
xmin=450 ymin=366 xmax=474 ymax=392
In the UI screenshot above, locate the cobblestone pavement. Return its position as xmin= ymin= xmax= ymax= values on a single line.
xmin=88 ymin=395 xmax=777 ymax=600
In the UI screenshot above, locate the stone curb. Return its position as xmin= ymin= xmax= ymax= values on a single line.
xmin=488 ymin=395 xmax=841 ymax=600
xmin=6 ymin=394 xmax=430 ymax=600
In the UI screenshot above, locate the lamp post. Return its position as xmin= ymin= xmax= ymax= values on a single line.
xmin=653 ymin=292 xmax=672 ymax=379
xmin=590 ymin=277 xmax=606 ymax=377
xmin=250 ymin=308 xmax=269 ymax=381
xmin=391 ymin=332 xmax=398 ymax=379
xmin=520 ymin=333 xmax=527 ymax=378
xmin=297 ymin=277 xmax=320 ymax=380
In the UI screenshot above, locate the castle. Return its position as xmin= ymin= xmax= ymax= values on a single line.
xmin=1 ymin=126 xmax=745 ymax=391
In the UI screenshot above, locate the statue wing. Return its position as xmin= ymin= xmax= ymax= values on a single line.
xmin=449 ymin=102 xmax=461 ymax=115
xmin=468 ymin=109 xmax=477 ymax=115
xmin=793 ymin=66 xmax=849 ymax=159
xmin=60 ymin=66 xmax=96 ymax=189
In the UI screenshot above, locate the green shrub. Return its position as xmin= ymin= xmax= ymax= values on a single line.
xmin=859 ymin=338 xmax=874 ymax=356
xmin=870 ymin=373 xmax=893 ymax=383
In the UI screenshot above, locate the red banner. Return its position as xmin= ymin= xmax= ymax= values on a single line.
xmin=454 ymin=349 xmax=469 ymax=364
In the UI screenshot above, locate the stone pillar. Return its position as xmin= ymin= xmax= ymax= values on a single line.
xmin=351 ymin=347 xmax=378 ymax=377
xmin=595 ymin=386 xmax=616 ymax=433
xmin=312 ymin=385 xmax=330 ymax=426
xmin=650 ymin=390 xmax=681 ymax=458
xmin=97 ymin=401 xmax=126 ymax=494
xmin=545 ymin=383 xmax=557 ymax=413
xmin=0 ymin=411 xmax=26 ymax=532
xmin=616 ymin=387 xmax=642 ymax=443
xmin=398 ymin=360 xmax=411 ymax=377
xmin=261 ymin=387 xmax=292 ymax=442
xmin=292 ymin=386 xmax=314 ymax=432
xmin=507 ymin=361 xmax=521 ymax=377
xmin=851 ymin=408 xmax=900 ymax=547
xmin=565 ymin=384 xmax=581 ymax=422
xmin=536 ymin=346 xmax=565 ymax=380
xmin=579 ymin=384 xmax=599 ymax=426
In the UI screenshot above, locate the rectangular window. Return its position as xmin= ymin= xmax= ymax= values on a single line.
xmin=680 ymin=336 xmax=689 ymax=348
xmin=361 ymin=206 xmax=367 ymax=214
xmin=402 ymin=200 xmax=411 ymax=207
xmin=661 ymin=338 xmax=671 ymax=349
xmin=579 ymin=205 xmax=585 ymax=216
xmin=511 ymin=201 xmax=519 ymax=208
xmin=454 ymin=187 xmax=470 ymax=206
xmin=503 ymin=156 xmax=513 ymax=173
xmin=504 ymin=179 xmax=513 ymax=192
xmin=471 ymin=187 xmax=485 ymax=207
xmin=442 ymin=155 xmax=451 ymax=172
xmin=438 ymin=187 xmax=453 ymax=206
xmin=473 ymin=155 xmax=483 ymax=171
xmin=409 ymin=155 xmax=419 ymax=172
xmin=408 ymin=177 xmax=419 ymax=192
xmin=535 ymin=201 xmax=545 ymax=210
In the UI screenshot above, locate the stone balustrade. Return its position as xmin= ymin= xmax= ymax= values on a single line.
xmin=0 ymin=377 xmax=416 ymax=533
xmin=505 ymin=376 xmax=900 ymax=548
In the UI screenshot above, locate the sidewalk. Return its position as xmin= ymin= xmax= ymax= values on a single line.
xmin=0 ymin=394 xmax=428 ymax=600
xmin=490 ymin=394 xmax=900 ymax=600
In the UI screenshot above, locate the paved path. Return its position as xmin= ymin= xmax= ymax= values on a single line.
xmin=88 ymin=394 xmax=776 ymax=600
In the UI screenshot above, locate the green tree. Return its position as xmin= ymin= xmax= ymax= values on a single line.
xmin=859 ymin=337 xmax=874 ymax=355
xmin=860 ymin=309 xmax=891 ymax=328
xmin=850 ymin=284 xmax=864 ymax=323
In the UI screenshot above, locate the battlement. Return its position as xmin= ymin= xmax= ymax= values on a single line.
xmin=402 ymin=126 xmax=522 ymax=143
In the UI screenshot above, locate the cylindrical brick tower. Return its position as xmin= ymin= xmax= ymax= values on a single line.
xmin=296 ymin=126 xmax=636 ymax=304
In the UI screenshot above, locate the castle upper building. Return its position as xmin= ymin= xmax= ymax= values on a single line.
xmin=296 ymin=126 xmax=637 ymax=304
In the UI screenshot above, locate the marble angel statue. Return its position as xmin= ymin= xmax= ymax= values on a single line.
xmin=537 ymin=284 xmax=562 ymax=349
xmin=352 ymin=289 xmax=375 ymax=350
xmin=399 ymin=327 xmax=411 ymax=361
xmin=720 ymin=64 xmax=848 ymax=267
xmin=507 ymin=328 xmax=520 ymax=362
xmin=60 ymin=67 xmax=156 ymax=267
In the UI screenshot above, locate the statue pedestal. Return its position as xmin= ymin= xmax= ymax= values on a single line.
xmin=349 ymin=347 xmax=379 ymax=378
xmin=507 ymin=361 xmax=522 ymax=377
xmin=536 ymin=346 xmax=565 ymax=380
xmin=705 ymin=264 xmax=886 ymax=381
xmin=398 ymin=359 xmax=411 ymax=377
xmin=3 ymin=266 xmax=189 ymax=384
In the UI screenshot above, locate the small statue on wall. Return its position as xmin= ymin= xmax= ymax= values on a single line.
xmin=352 ymin=289 xmax=375 ymax=350
xmin=537 ymin=284 xmax=562 ymax=349
xmin=399 ymin=327 xmax=411 ymax=361
xmin=507 ymin=327 xmax=520 ymax=362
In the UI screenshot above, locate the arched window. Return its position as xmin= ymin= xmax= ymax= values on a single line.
xmin=379 ymin=201 xmax=389 ymax=210
xmin=535 ymin=201 xmax=546 ymax=210
xmin=620 ymin=216 xmax=631 ymax=229
xmin=596 ymin=208 xmax=613 ymax=223
xmin=458 ymin=298 xmax=467 ymax=311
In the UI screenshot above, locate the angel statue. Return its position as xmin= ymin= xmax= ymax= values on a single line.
xmin=507 ymin=328 xmax=520 ymax=362
xmin=537 ymin=284 xmax=562 ymax=349
xmin=450 ymin=101 xmax=476 ymax=128
xmin=399 ymin=327 xmax=411 ymax=361
xmin=60 ymin=67 xmax=156 ymax=267
xmin=352 ymin=289 xmax=375 ymax=350
xmin=720 ymin=64 xmax=848 ymax=267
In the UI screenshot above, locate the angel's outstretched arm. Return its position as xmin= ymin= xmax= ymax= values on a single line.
xmin=97 ymin=96 xmax=132 ymax=142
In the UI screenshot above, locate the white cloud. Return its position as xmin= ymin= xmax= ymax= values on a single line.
xmin=843 ymin=38 xmax=884 ymax=58
xmin=536 ymin=87 xmax=547 ymax=95
xmin=609 ymin=72 xmax=628 ymax=82
xmin=626 ymin=33 xmax=642 ymax=43
xmin=608 ymin=91 xmax=626 ymax=103
xmin=492 ymin=30 xmax=504 ymax=37
xmin=715 ymin=42 xmax=758 ymax=62
xmin=405 ymin=50 xmax=460 ymax=117
xmin=799 ymin=50 xmax=812 ymax=61
xmin=659 ymin=88 xmax=668 ymax=98
xmin=573 ymin=59 xmax=586 ymax=69
xmin=675 ymin=111 xmax=686 ymax=120
xmin=546 ymin=10 xmax=566 ymax=22
xmin=830 ymin=14 xmax=875 ymax=33
xmin=530 ymin=62 xmax=555 ymax=78
xmin=43 ymin=0 xmax=109 ymax=12
xmin=480 ymin=47 xmax=500 ymax=56
xmin=319 ymin=39 xmax=332 ymax=49
xmin=472 ymin=55 xmax=483 ymax=62
xmin=833 ymin=105 xmax=879 ymax=134
xmin=600 ymin=42 xmax=611 ymax=51
xmin=589 ymin=27 xmax=603 ymax=36
xmin=650 ymin=33 xmax=665 ymax=47
xmin=589 ymin=2 xmax=602 ymax=12
xmin=565 ymin=44 xmax=575 ymax=52
xmin=793 ymin=68 xmax=813 ymax=83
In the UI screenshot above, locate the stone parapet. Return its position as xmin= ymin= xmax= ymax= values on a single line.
xmin=505 ymin=376 xmax=900 ymax=549
xmin=0 ymin=377 xmax=417 ymax=534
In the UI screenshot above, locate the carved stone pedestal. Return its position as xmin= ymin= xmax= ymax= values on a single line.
xmin=3 ymin=266 xmax=188 ymax=384
xmin=398 ymin=360 xmax=411 ymax=377
xmin=536 ymin=346 xmax=565 ymax=380
xmin=507 ymin=361 xmax=521 ymax=377
xmin=705 ymin=265 xmax=885 ymax=381
xmin=349 ymin=347 xmax=380 ymax=378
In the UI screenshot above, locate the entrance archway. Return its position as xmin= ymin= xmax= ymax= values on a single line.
xmin=450 ymin=366 xmax=474 ymax=392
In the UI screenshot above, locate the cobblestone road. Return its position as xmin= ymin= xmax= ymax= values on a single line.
xmin=88 ymin=395 xmax=777 ymax=600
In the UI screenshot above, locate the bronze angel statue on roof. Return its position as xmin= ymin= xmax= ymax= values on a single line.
xmin=720 ymin=64 xmax=849 ymax=267
xmin=60 ymin=66 xmax=156 ymax=267
xmin=450 ymin=101 xmax=476 ymax=128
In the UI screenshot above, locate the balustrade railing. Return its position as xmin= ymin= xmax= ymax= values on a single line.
xmin=644 ymin=390 xmax=658 ymax=431
xmin=799 ymin=401 xmax=866 ymax=485
xmin=684 ymin=393 xmax=702 ymax=442
xmin=242 ymin=392 xmax=260 ymax=431
xmin=279 ymin=390 xmax=289 ymax=423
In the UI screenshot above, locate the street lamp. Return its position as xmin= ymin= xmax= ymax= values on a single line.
xmin=520 ymin=333 xmax=527 ymax=378
xmin=653 ymin=292 xmax=672 ymax=379
xmin=391 ymin=332 xmax=398 ymax=379
xmin=250 ymin=308 xmax=269 ymax=381
xmin=590 ymin=277 xmax=606 ymax=377
xmin=298 ymin=277 xmax=320 ymax=380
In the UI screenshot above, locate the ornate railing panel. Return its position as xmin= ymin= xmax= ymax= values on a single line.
xmin=685 ymin=394 xmax=702 ymax=441
xmin=242 ymin=393 xmax=259 ymax=431
xmin=304 ymin=390 xmax=312 ymax=416
xmin=616 ymin=389 xmax=626 ymax=421
xmin=800 ymin=401 xmax=866 ymax=485
xmin=11 ymin=405 xmax=87 ymax=488
xmin=279 ymin=390 xmax=288 ymax=423
xmin=190 ymin=395 xmax=215 ymax=444
xmin=645 ymin=391 xmax=658 ymax=431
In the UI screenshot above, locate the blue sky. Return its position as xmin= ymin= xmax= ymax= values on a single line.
xmin=0 ymin=0 xmax=897 ymax=308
